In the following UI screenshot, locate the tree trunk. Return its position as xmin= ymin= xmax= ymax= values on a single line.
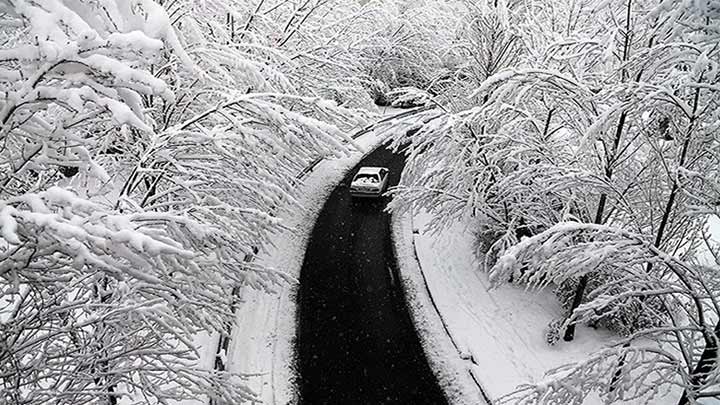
xmin=563 ymin=0 xmax=635 ymax=341
xmin=94 ymin=276 xmax=118 ymax=405
xmin=678 ymin=322 xmax=720 ymax=404
xmin=563 ymin=274 xmax=588 ymax=341
xmin=564 ymin=189 xmax=612 ymax=341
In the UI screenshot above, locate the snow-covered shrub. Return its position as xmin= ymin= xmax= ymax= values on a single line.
xmin=554 ymin=271 xmax=670 ymax=337
xmin=545 ymin=318 xmax=565 ymax=346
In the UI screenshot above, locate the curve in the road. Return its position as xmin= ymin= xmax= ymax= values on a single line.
xmin=296 ymin=145 xmax=448 ymax=404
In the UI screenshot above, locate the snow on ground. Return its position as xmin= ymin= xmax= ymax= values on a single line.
xmin=392 ymin=211 xmax=688 ymax=404
xmin=411 ymin=212 xmax=613 ymax=402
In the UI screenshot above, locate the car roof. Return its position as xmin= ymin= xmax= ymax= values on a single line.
xmin=356 ymin=166 xmax=387 ymax=175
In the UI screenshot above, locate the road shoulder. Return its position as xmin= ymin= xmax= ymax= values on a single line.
xmin=391 ymin=211 xmax=639 ymax=404
xmin=390 ymin=212 xmax=487 ymax=405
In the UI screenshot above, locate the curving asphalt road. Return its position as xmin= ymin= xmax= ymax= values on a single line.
xmin=297 ymin=144 xmax=447 ymax=404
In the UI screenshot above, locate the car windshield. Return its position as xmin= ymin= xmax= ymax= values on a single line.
xmin=353 ymin=173 xmax=380 ymax=184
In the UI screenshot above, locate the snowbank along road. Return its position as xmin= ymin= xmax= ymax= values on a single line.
xmin=297 ymin=144 xmax=447 ymax=404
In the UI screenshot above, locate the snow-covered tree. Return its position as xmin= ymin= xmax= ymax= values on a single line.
xmin=0 ymin=0 xmax=368 ymax=403
xmin=352 ymin=0 xmax=463 ymax=106
xmin=491 ymin=220 xmax=720 ymax=404
xmin=484 ymin=0 xmax=720 ymax=402
xmin=390 ymin=0 xmax=720 ymax=401
xmin=209 ymin=0 xmax=378 ymax=108
xmin=388 ymin=0 xmax=600 ymax=249
xmin=454 ymin=0 xmax=526 ymax=93
xmin=390 ymin=0 xmax=718 ymax=336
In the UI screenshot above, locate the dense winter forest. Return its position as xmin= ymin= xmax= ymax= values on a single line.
xmin=1 ymin=0 xmax=719 ymax=404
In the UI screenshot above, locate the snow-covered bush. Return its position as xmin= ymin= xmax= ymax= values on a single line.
xmin=554 ymin=270 xmax=670 ymax=337
xmin=545 ymin=318 xmax=565 ymax=346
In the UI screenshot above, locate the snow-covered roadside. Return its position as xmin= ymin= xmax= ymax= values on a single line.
xmin=393 ymin=211 xmax=686 ymax=404
xmin=172 ymin=106 xmax=435 ymax=405
xmin=197 ymin=107 xmax=435 ymax=405
xmin=391 ymin=213 xmax=486 ymax=405
xmin=223 ymin=132 xmax=395 ymax=404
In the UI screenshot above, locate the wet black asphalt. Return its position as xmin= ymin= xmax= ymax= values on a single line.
xmin=296 ymin=144 xmax=448 ymax=404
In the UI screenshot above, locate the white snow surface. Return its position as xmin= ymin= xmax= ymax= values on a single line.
xmin=393 ymin=211 xmax=688 ymax=404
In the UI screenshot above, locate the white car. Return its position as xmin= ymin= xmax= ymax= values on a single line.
xmin=350 ymin=167 xmax=389 ymax=198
